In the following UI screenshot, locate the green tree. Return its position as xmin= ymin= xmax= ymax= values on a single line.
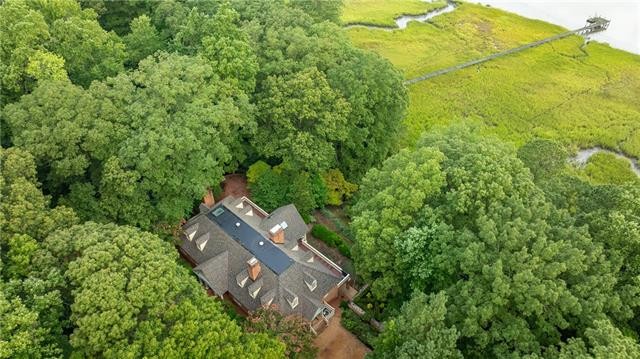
xmin=255 ymin=67 xmax=350 ymax=172
xmin=250 ymin=167 xmax=289 ymax=212
xmin=199 ymin=3 xmax=258 ymax=93
xmin=3 ymin=81 xmax=94 ymax=182
xmin=5 ymin=52 xmax=252 ymax=228
xmin=371 ymin=292 xmax=462 ymax=359
xmin=123 ymin=15 xmax=163 ymax=67
xmin=0 ymin=0 xmax=51 ymax=101
xmin=25 ymin=0 xmax=126 ymax=87
xmin=0 ymin=147 xmax=77 ymax=247
xmin=556 ymin=319 xmax=640 ymax=359
xmin=517 ymin=138 xmax=568 ymax=181
xmin=25 ymin=50 xmax=68 ymax=83
xmin=0 ymin=147 xmax=78 ymax=357
xmin=351 ymin=146 xmax=445 ymax=298
xmin=247 ymin=160 xmax=272 ymax=185
xmin=48 ymin=14 xmax=126 ymax=87
xmin=353 ymin=127 xmax=628 ymax=357
xmin=328 ymin=49 xmax=407 ymax=180
xmin=290 ymin=0 xmax=341 ymax=23
xmin=34 ymin=222 xmax=285 ymax=358
xmin=0 ymin=285 xmax=52 ymax=359
xmin=322 ymin=169 xmax=357 ymax=206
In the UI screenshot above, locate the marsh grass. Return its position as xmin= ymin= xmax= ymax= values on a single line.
xmin=579 ymin=152 xmax=639 ymax=185
xmin=342 ymin=0 xmax=447 ymax=27
xmin=345 ymin=2 xmax=640 ymax=164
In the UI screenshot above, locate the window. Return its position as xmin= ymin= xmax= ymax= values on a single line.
xmin=196 ymin=234 xmax=209 ymax=251
xmin=250 ymin=286 xmax=261 ymax=299
xmin=305 ymin=278 xmax=317 ymax=292
xmin=288 ymin=296 xmax=298 ymax=309
xmin=237 ymin=276 xmax=248 ymax=288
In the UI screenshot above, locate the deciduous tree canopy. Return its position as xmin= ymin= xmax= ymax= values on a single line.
xmin=353 ymin=127 xmax=640 ymax=358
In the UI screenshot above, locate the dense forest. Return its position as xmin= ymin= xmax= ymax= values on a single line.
xmin=0 ymin=0 xmax=405 ymax=357
xmin=2 ymin=0 xmax=639 ymax=358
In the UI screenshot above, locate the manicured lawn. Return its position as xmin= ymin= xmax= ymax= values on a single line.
xmin=342 ymin=0 xmax=446 ymax=27
xmin=345 ymin=2 xmax=640 ymax=178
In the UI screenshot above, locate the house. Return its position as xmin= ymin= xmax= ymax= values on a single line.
xmin=178 ymin=196 xmax=351 ymax=333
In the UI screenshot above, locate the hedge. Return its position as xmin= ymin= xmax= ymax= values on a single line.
xmin=341 ymin=307 xmax=377 ymax=348
xmin=311 ymin=224 xmax=351 ymax=258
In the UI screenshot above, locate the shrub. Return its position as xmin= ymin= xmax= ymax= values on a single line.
xmin=341 ymin=308 xmax=377 ymax=348
xmin=311 ymin=224 xmax=352 ymax=259
xmin=337 ymin=242 xmax=351 ymax=257
xmin=313 ymin=225 xmax=338 ymax=245
xmin=319 ymin=207 xmax=354 ymax=241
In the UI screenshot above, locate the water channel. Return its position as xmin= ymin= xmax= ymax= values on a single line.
xmin=571 ymin=147 xmax=640 ymax=177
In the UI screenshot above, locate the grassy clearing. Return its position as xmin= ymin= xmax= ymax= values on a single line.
xmin=578 ymin=153 xmax=639 ymax=185
xmin=345 ymin=2 xmax=640 ymax=163
xmin=342 ymin=0 xmax=447 ymax=27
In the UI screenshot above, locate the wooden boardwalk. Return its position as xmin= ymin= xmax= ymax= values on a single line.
xmin=404 ymin=17 xmax=610 ymax=85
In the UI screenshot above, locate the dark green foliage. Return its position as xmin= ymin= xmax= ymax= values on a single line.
xmin=353 ymin=126 xmax=639 ymax=357
xmin=123 ymin=15 xmax=163 ymax=67
xmin=311 ymin=224 xmax=351 ymax=258
xmin=320 ymin=207 xmax=354 ymax=241
xmin=80 ymin=0 xmax=155 ymax=35
xmin=517 ymin=138 xmax=568 ymax=180
xmin=5 ymin=52 xmax=252 ymax=228
xmin=370 ymin=292 xmax=462 ymax=359
xmin=250 ymin=167 xmax=290 ymax=212
xmin=341 ymin=308 xmax=377 ymax=348
xmin=248 ymin=161 xmax=329 ymax=219
xmin=311 ymin=224 xmax=340 ymax=246
xmin=290 ymin=0 xmax=342 ymax=23
xmin=31 ymin=222 xmax=285 ymax=358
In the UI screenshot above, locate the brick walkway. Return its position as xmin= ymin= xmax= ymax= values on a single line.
xmin=314 ymin=299 xmax=370 ymax=359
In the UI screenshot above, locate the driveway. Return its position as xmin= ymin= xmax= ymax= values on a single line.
xmin=314 ymin=299 xmax=371 ymax=359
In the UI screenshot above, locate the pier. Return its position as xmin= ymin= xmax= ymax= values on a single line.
xmin=405 ymin=17 xmax=610 ymax=85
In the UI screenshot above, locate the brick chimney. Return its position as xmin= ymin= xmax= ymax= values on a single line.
xmin=248 ymin=257 xmax=261 ymax=280
xmin=203 ymin=188 xmax=215 ymax=208
xmin=269 ymin=224 xmax=285 ymax=244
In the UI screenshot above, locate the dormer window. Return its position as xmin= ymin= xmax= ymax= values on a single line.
xmin=195 ymin=233 xmax=209 ymax=251
xmin=245 ymin=208 xmax=253 ymax=217
xmin=185 ymin=223 xmax=199 ymax=241
xmin=248 ymin=278 xmax=263 ymax=299
xmin=250 ymin=285 xmax=261 ymax=299
xmin=236 ymin=270 xmax=249 ymax=288
xmin=250 ymin=286 xmax=261 ymax=298
xmin=283 ymin=288 xmax=298 ymax=309
xmin=288 ymin=296 xmax=298 ymax=309
xmin=304 ymin=271 xmax=317 ymax=292
xmin=306 ymin=279 xmax=317 ymax=292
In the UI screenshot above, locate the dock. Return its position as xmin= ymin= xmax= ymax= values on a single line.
xmin=404 ymin=17 xmax=610 ymax=85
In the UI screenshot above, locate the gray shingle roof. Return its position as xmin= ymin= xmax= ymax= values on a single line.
xmin=194 ymin=251 xmax=228 ymax=296
xmin=260 ymin=204 xmax=307 ymax=243
xmin=180 ymin=197 xmax=345 ymax=321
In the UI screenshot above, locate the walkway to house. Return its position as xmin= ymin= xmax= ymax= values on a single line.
xmin=314 ymin=298 xmax=370 ymax=359
xmin=221 ymin=173 xmax=250 ymax=200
